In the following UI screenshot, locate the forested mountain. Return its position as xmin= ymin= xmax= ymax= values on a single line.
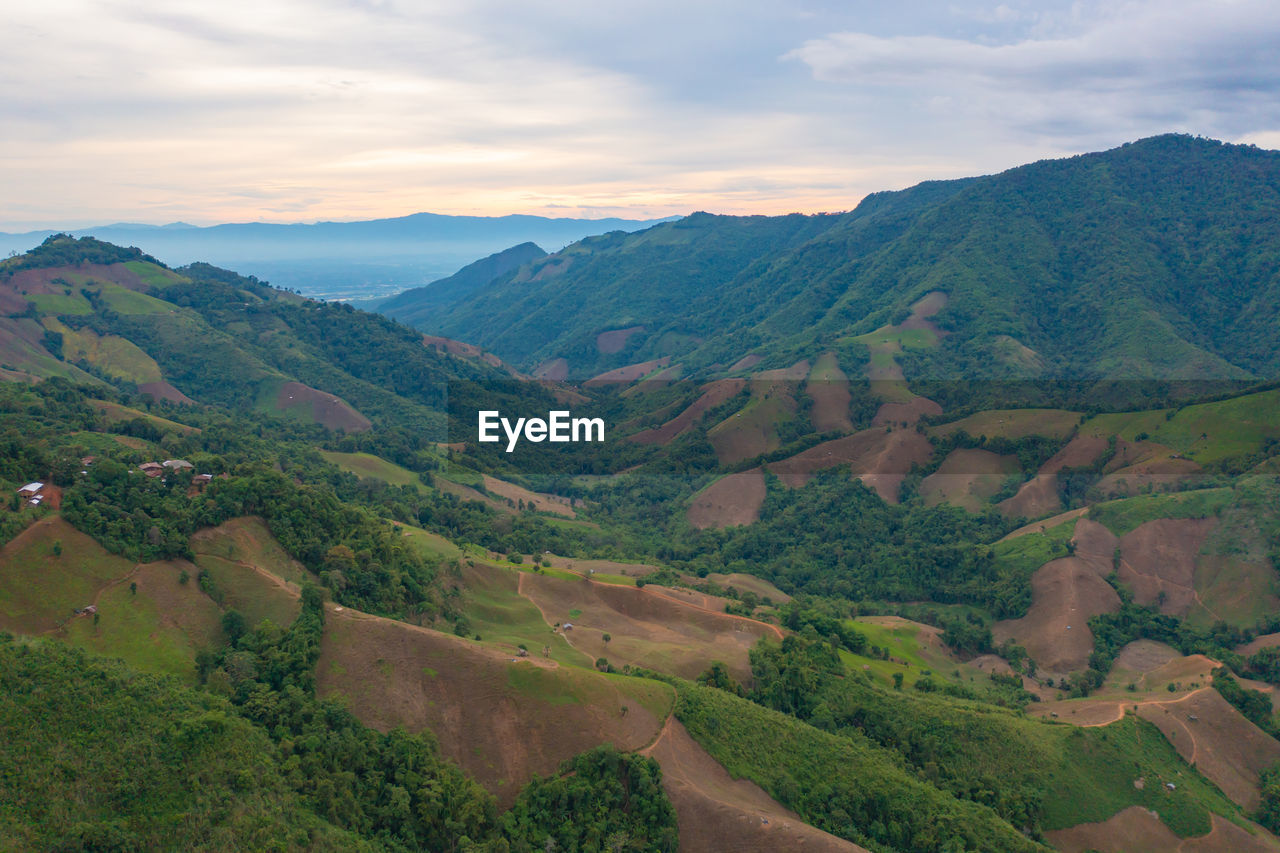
xmin=379 ymin=241 xmax=548 ymax=327
xmin=414 ymin=135 xmax=1280 ymax=381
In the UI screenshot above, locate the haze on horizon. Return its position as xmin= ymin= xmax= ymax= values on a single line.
xmin=6 ymin=0 xmax=1280 ymax=232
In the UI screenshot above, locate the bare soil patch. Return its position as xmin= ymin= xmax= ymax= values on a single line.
xmin=481 ymin=475 xmax=576 ymax=517
xmin=137 ymin=380 xmax=195 ymax=405
xmin=316 ymin=606 xmax=664 ymax=809
xmin=806 ymin=354 xmax=853 ymax=434
xmin=918 ymin=448 xmax=1020 ymax=512
xmin=533 ymin=358 xmax=569 ymax=381
xmin=1136 ymin=688 xmax=1280 ymax=810
xmin=422 ymin=335 xmax=516 ymax=374
xmin=992 ymin=556 xmax=1121 ymax=674
xmin=595 ymin=325 xmax=645 ymax=354
xmin=729 ymin=354 xmax=763 ymax=372
xmin=1118 ymin=518 xmax=1217 ymax=616
xmin=687 ymin=468 xmax=766 ymax=530
xmin=276 ymin=381 xmax=371 ymax=432
xmin=518 ymin=572 xmax=779 ymax=683
xmin=999 ymin=507 xmax=1090 ymax=542
xmin=585 ymin=357 xmax=671 ymax=387
xmin=632 ymin=379 xmax=746 ymax=445
xmin=1072 ymin=518 xmax=1121 ymax=576
xmin=702 ymin=573 xmax=791 ymax=604
xmin=871 ymin=396 xmax=943 ymax=428
xmin=1047 ymin=806 xmax=1280 ymax=853
xmin=1240 ymin=632 xmax=1280 ymax=657
xmin=768 ymin=427 xmax=932 ymax=503
xmin=645 ymin=719 xmax=867 ymax=853
xmin=1097 ymin=440 xmax=1204 ymax=498
xmin=998 ymin=435 xmax=1111 ymax=519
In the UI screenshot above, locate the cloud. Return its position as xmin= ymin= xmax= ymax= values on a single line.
xmin=2 ymin=0 xmax=1279 ymax=228
xmin=785 ymin=0 xmax=1280 ymax=144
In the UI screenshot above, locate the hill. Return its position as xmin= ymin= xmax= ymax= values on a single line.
xmin=378 ymin=241 xmax=548 ymax=325
xmin=0 ymin=213 xmax=671 ymax=299
xmin=414 ymin=135 xmax=1280 ymax=384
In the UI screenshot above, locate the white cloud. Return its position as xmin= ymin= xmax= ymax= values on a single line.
xmin=2 ymin=0 xmax=1278 ymax=228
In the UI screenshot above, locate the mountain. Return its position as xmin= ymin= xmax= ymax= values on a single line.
xmin=5 ymin=145 xmax=1280 ymax=853
xmin=377 ymin=241 xmax=548 ymax=326
xmin=0 ymin=212 xmax=674 ymax=299
xmin=414 ymin=135 xmax=1280 ymax=382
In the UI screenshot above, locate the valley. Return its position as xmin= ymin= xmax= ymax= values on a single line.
xmin=2 ymin=136 xmax=1280 ymax=852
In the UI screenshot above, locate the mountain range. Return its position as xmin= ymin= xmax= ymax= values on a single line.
xmin=3 ymin=135 xmax=1280 ymax=852
xmin=0 ymin=212 xmax=673 ymax=300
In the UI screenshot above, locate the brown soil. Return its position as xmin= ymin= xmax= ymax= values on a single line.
xmin=548 ymin=557 xmax=662 ymax=578
xmin=584 ymin=357 xmax=671 ymax=387
xmin=906 ymin=290 xmax=948 ymax=322
xmin=533 ymin=358 xmax=569 ymax=381
xmin=1047 ymin=806 xmax=1280 ymax=853
xmin=806 ymin=357 xmax=853 ymax=434
xmin=998 ymin=435 xmax=1111 ymax=519
xmin=137 ymin=381 xmax=195 ymax=405
xmin=518 ymin=572 xmax=779 ymax=683
xmin=729 ymin=354 xmax=763 ymax=372
xmin=422 ymin=335 xmax=518 ymax=374
xmin=596 ymin=325 xmax=645 ymax=354
xmin=969 ymin=654 xmax=1015 ymax=676
xmin=1118 ymin=518 xmax=1217 ymax=616
xmin=632 ymin=379 xmax=747 ymax=445
xmin=481 ymin=475 xmax=576 ymax=518
xmin=276 ymin=381 xmax=371 ymax=432
xmin=1096 ymin=440 xmax=1204 ymax=497
xmin=316 ymin=606 xmax=664 ymax=809
xmin=998 ymin=507 xmax=1090 ymax=542
xmin=767 ymin=428 xmax=932 ymax=503
xmin=991 ymin=556 xmax=1121 ymax=674
xmin=644 ymin=719 xmax=868 ymax=853
xmin=1113 ymin=639 xmax=1182 ymax=674
xmin=918 ymin=448 xmax=1020 ymax=512
xmin=1072 ymin=518 xmax=1121 ymax=575
xmin=870 ymin=396 xmax=943 ymax=428
xmin=1240 ymin=632 xmax=1280 ymax=656
xmin=436 ymin=478 xmax=517 ymax=515
xmin=687 ymin=468 xmax=766 ymax=530
xmin=5 ymin=262 xmax=151 ymax=297
xmin=701 ymin=573 xmax=792 ymax=604
xmin=756 ymin=360 xmax=811 ymax=382
xmin=1136 ymin=688 xmax=1280 ymax=810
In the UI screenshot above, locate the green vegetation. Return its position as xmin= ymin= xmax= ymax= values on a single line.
xmin=500 ymin=745 xmax=677 ymax=853
xmin=1089 ymin=488 xmax=1233 ymax=536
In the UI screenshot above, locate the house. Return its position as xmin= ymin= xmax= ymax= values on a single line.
xmin=192 ymin=473 xmax=213 ymax=484
xmin=139 ymin=462 xmax=164 ymax=477
xmin=163 ymin=459 xmax=193 ymax=470
xmin=17 ymin=482 xmax=43 ymax=498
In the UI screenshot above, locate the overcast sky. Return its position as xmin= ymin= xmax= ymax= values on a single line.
xmin=4 ymin=0 xmax=1279 ymax=229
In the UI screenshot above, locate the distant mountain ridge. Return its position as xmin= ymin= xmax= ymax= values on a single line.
xmin=410 ymin=135 xmax=1280 ymax=382
xmin=0 ymin=212 xmax=675 ymax=298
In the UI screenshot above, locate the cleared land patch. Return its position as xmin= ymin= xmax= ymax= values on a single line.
xmin=518 ymin=572 xmax=779 ymax=683
xmin=929 ymin=408 xmax=1081 ymax=441
xmin=631 ymin=379 xmax=746 ymax=445
xmin=767 ymin=427 xmax=932 ymax=503
xmin=805 ymin=352 xmax=853 ymax=434
xmin=316 ymin=606 xmax=670 ymax=808
xmin=687 ymin=468 xmax=766 ymax=529
xmin=266 ymin=380 xmax=371 ymax=432
xmin=918 ymin=448 xmax=1020 ymax=512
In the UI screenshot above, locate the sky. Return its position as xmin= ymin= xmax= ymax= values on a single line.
xmin=5 ymin=0 xmax=1280 ymax=229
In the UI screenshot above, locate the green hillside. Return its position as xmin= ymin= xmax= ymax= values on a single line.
xmin=415 ymin=136 xmax=1280 ymax=383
